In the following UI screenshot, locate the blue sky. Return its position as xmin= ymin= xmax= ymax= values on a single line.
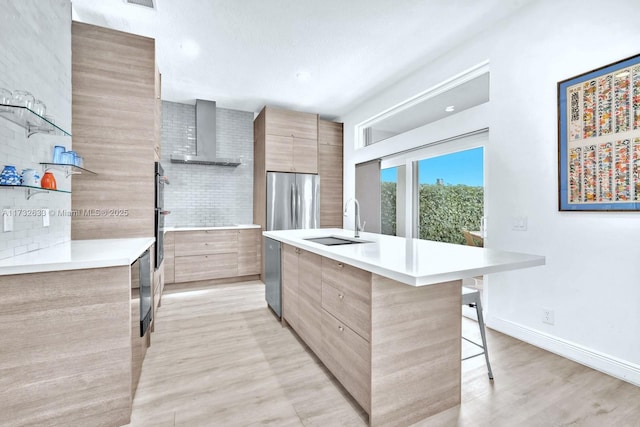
xmin=381 ymin=147 xmax=483 ymax=186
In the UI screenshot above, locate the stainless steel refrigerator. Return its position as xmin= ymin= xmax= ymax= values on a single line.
xmin=266 ymin=172 xmax=319 ymax=231
xmin=265 ymin=172 xmax=319 ymax=317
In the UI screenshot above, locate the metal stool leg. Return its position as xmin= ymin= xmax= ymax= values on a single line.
xmin=474 ymin=294 xmax=493 ymax=380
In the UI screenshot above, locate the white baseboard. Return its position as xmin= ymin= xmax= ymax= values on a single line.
xmin=487 ymin=316 xmax=640 ymax=387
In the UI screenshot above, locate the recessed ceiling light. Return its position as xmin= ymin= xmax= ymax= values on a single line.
xmin=445 ymin=105 xmax=455 ymax=112
xmin=296 ymin=71 xmax=312 ymax=82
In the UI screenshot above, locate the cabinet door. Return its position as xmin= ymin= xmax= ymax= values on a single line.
xmin=281 ymin=244 xmax=299 ymax=329
xmin=266 ymin=107 xmax=318 ymax=140
xmin=292 ymin=137 xmax=318 ymax=173
xmin=319 ymin=143 xmax=343 ymax=227
xmin=174 ymin=253 xmax=238 ymax=283
xmin=265 ymin=134 xmax=294 ymax=172
xmin=164 ymin=231 xmax=175 ymax=284
xmin=174 ymin=230 xmax=238 ymax=256
xmin=321 ymin=309 xmax=371 ymax=412
xmin=319 ymin=120 xmax=343 ymax=146
xmin=297 ymin=250 xmax=322 ymax=354
xmin=238 ymin=229 xmax=260 ymax=275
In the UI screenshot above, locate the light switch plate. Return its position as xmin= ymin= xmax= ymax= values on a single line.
xmin=3 ymin=208 xmax=13 ymax=232
xmin=512 ymin=216 xmax=528 ymax=231
xmin=43 ymin=208 xmax=50 ymax=227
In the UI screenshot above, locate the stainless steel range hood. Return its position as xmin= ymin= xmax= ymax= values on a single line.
xmin=170 ymin=99 xmax=241 ymax=166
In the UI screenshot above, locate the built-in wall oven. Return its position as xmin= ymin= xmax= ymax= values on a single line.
xmin=155 ymin=162 xmax=170 ymax=269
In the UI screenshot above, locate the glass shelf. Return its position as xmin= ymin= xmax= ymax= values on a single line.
xmin=40 ymin=163 xmax=97 ymax=177
xmin=0 ymin=183 xmax=71 ymax=200
xmin=0 ymin=104 xmax=71 ymax=137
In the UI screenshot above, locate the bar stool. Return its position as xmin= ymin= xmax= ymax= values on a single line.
xmin=462 ymin=286 xmax=494 ymax=380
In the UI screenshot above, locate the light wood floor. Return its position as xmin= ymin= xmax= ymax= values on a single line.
xmin=126 ymin=281 xmax=640 ymax=427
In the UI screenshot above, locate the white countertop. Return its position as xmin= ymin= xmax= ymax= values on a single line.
xmin=165 ymin=224 xmax=261 ymax=232
xmin=263 ymin=229 xmax=545 ymax=286
xmin=0 ymin=237 xmax=155 ymax=276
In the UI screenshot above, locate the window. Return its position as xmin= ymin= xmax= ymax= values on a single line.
xmin=417 ymin=147 xmax=484 ymax=244
xmin=380 ymin=132 xmax=486 ymax=243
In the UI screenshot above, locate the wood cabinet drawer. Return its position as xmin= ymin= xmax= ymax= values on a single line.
xmin=321 ymin=309 xmax=370 ymax=412
xmin=322 ymin=258 xmax=371 ymax=298
xmin=174 ymin=253 xmax=238 ymax=283
xmin=322 ymin=281 xmax=370 ymax=341
xmin=174 ymin=230 xmax=238 ymax=256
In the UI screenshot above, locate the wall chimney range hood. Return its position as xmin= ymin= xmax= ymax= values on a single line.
xmin=170 ymin=99 xmax=241 ymax=166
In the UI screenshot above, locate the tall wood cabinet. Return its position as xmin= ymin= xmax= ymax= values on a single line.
xmin=318 ymin=120 xmax=344 ymax=228
xmin=71 ymin=22 xmax=157 ymax=240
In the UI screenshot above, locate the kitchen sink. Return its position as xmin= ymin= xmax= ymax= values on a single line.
xmin=304 ymin=236 xmax=372 ymax=246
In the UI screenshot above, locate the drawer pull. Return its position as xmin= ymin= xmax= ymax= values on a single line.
xmin=338 ymin=325 xmax=344 ymax=332
xmin=337 ymin=262 xmax=344 ymax=268
xmin=338 ymin=293 xmax=344 ymax=300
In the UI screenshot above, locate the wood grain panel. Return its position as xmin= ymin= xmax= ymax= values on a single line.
xmin=321 ymin=258 xmax=371 ymax=297
xmin=253 ymin=110 xmax=267 ymax=280
xmin=174 ymin=253 xmax=238 ymax=283
xmin=297 ymin=250 xmax=322 ymax=355
xmin=174 ymin=230 xmax=238 ymax=256
xmin=319 ymin=143 xmax=343 ymax=228
xmin=321 ymin=281 xmax=371 ymax=342
xmin=265 ymin=106 xmax=318 ymax=139
xmin=319 ymin=120 xmax=343 ymax=146
xmin=71 ymin=22 xmax=156 ymax=240
xmin=265 ymin=134 xmax=293 ymax=172
xmin=281 ymin=244 xmax=299 ymax=330
xmin=370 ymin=276 xmax=461 ymax=426
xmin=238 ymin=228 xmax=261 ymax=276
xmin=164 ymin=231 xmax=175 ymax=284
xmin=293 ymin=136 xmax=318 ymax=173
xmin=321 ymin=309 xmax=371 ymax=413
xmin=0 ymin=267 xmax=131 ymax=426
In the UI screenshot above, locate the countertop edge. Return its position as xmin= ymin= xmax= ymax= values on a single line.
xmin=263 ymin=230 xmax=546 ymax=286
xmin=165 ymin=225 xmax=261 ymax=232
xmin=0 ymin=237 xmax=155 ymax=276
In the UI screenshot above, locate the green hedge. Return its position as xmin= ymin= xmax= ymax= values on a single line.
xmin=381 ymin=182 xmax=483 ymax=244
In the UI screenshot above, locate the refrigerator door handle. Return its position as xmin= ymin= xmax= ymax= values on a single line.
xmin=296 ymin=182 xmax=301 ymax=229
xmin=290 ymin=183 xmax=296 ymax=229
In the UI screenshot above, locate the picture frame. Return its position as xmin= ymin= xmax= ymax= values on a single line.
xmin=558 ymin=53 xmax=640 ymax=211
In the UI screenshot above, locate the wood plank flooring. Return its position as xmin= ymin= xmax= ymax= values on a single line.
xmin=126 ymin=281 xmax=640 ymax=427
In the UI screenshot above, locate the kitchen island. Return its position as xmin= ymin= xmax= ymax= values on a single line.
xmin=263 ymin=228 xmax=545 ymax=426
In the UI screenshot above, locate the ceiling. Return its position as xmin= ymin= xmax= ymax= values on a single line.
xmin=71 ymin=0 xmax=532 ymax=119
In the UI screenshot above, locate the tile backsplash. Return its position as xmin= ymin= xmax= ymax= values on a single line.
xmin=0 ymin=1 xmax=72 ymax=260
xmin=161 ymin=101 xmax=254 ymax=227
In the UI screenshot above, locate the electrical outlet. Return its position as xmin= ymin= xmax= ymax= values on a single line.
xmin=542 ymin=308 xmax=555 ymax=325
xmin=3 ymin=208 xmax=13 ymax=232
xmin=43 ymin=209 xmax=50 ymax=227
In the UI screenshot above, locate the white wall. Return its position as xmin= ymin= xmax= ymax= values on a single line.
xmin=0 ymin=1 xmax=72 ymax=259
xmin=340 ymin=0 xmax=640 ymax=384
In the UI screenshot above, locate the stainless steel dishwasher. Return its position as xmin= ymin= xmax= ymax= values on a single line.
xmin=264 ymin=237 xmax=281 ymax=317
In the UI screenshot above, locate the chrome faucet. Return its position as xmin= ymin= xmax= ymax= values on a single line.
xmin=343 ymin=198 xmax=363 ymax=238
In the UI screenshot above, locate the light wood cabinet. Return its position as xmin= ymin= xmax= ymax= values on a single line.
xmin=167 ymin=228 xmax=261 ymax=284
xmin=318 ymin=120 xmax=343 ymax=228
xmin=164 ymin=231 xmax=175 ymax=284
xmin=256 ymin=106 xmax=319 ymax=174
xmin=71 ymin=22 xmax=157 ymax=240
xmin=295 ymin=249 xmax=323 ymax=355
xmin=279 ymin=246 xmax=462 ymax=425
xmin=282 ymin=244 xmax=299 ymax=329
xmin=238 ymin=228 xmax=261 ymax=275
xmin=321 ymin=309 xmax=371 ymax=412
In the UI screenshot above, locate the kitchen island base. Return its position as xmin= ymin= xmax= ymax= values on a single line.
xmin=280 ymin=242 xmax=462 ymax=426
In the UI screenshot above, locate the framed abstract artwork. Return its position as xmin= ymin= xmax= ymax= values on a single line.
xmin=558 ymin=53 xmax=640 ymax=211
